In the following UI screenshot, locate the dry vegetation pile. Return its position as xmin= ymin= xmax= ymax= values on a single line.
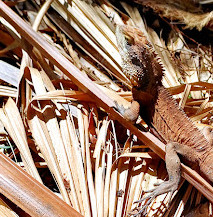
xmin=0 ymin=0 xmax=212 ymax=216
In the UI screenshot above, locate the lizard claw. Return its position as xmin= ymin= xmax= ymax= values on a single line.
xmin=128 ymin=206 xmax=148 ymax=217
xmin=113 ymin=100 xmax=126 ymax=114
xmin=129 ymin=180 xmax=178 ymax=216
xmin=114 ymin=100 xmax=140 ymax=123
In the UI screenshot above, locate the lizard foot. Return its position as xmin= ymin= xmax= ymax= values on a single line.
xmin=114 ymin=100 xmax=140 ymax=123
xmin=114 ymin=100 xmax=126 ymax=115
xmin=129 ymin=179 xmax=178 ymax=216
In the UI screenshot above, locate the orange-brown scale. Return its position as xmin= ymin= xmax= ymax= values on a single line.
xmin=152 ymin=87 xmax=213 ymax=181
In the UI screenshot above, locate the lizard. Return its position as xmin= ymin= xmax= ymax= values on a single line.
xmin=115 ymin=24 xmax=213 ymax=216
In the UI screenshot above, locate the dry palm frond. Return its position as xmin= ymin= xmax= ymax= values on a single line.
xmin=133 ymin=0 xmax=213 ymax=31
xmin=0 ymin=0 xmax=212 ymax=217
xmin=0 ymin=98 xmax=42 ymax=183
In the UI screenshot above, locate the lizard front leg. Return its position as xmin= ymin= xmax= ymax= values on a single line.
xmin=115 ymin=100 xmax=140 ymax=123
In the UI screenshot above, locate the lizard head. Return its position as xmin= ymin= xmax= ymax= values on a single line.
xmin=116 ymin=25 xmax=163 ymax=91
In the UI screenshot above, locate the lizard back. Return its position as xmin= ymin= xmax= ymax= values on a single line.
xmin=153 ymin=86 xmax=209 ymax=152
xmin=152 ymin=86 xmax=213 ymax=181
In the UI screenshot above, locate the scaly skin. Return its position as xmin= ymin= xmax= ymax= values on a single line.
xmin=115 ymin=24 xmax=213 ymax=216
